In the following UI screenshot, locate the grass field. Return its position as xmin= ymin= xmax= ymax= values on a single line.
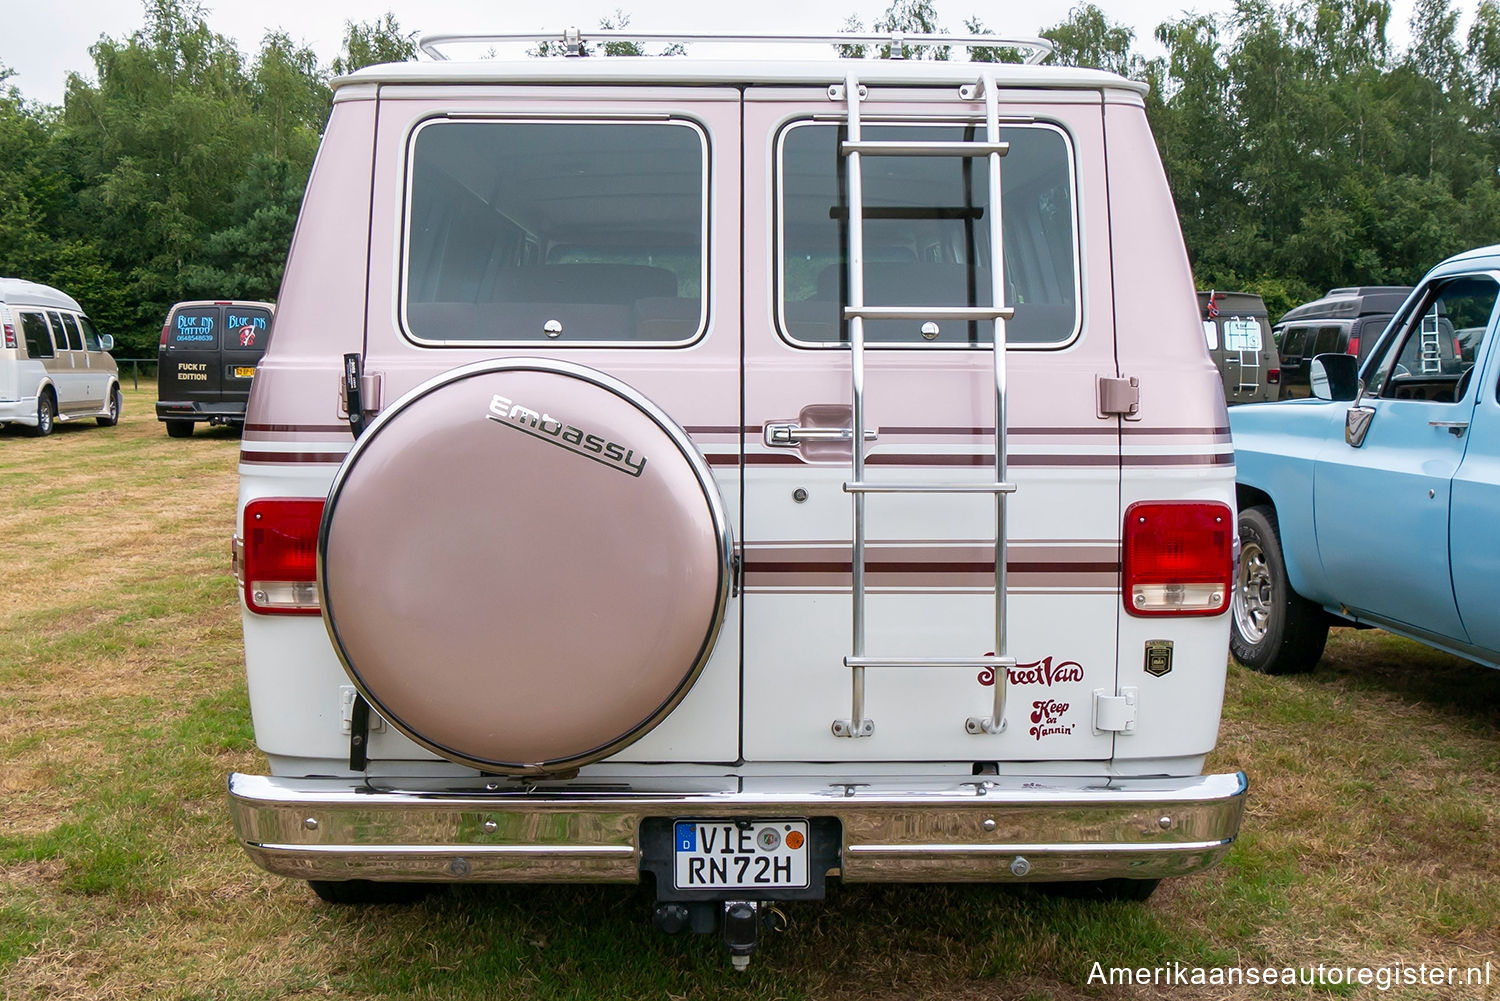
xmin=1 ymin=387 xmax=1497 ymax=999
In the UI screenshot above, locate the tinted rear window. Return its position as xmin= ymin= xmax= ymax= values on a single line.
xmin=225 ymin=307 xmax=271 ymax=350
xmin=403 ymin=119 xmax=708 ymax=344
xmin=170 ymin=309 xmax=219 ymax=347
xmin=778 ymin=121 xmax=1078 ymax=346
xmin=20 ymin=312 xmax=53 ymax=358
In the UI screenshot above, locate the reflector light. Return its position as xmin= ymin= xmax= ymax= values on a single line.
xmin=3 ymin=323 xmax=15 ymax=349
xmin=1122 ymin=501 xmax=1233 ymax=617
xmin=243 ymin=498 xmax=325 ymax=615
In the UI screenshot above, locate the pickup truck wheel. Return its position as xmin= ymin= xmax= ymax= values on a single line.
xmin=308 ymin=880 xmax=437 ymax=905
xmin=1230 ymin=506 xmax=1327 ymax=674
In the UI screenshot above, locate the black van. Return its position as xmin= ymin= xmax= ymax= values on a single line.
xmin=156 ymin=300 xmax=274 ymax=437
xmin=1271 ymin=286 xmax=1411 ymax=398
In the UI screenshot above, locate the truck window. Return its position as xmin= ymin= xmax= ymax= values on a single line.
xmin=777 ymin=121 xmax=1078 ymax=346
xmin=1367 ymin=275 xmax=1499 ymax=399
xmin=403 ymin=119 xmax=707 ymax=345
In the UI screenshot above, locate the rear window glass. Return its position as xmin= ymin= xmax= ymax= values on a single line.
xmin=226 ymin=307 xmax=271 ymax=350
xmin=20 ymin=312 xmax=53 ymax=358
xmin=59 ymin=313 xmax=84 ymax=351
xmin=778 ymin=121 xmax=1078 ymax=347
xmin=170 ymin=309 xmax=219 ymax=347
xmin=403 ymin=119 xmax=708 ymax=345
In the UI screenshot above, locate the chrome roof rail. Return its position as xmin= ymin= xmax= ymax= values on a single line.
xmin=418 ymin=30 xmax=1055 ymax=65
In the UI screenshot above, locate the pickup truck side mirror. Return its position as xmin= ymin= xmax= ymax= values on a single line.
xmin=1310 ymin=353 xmax=1359 ymax=402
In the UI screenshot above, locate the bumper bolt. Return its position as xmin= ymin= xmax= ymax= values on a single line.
xmin=1159 ymin=815 xmax=1172 ymax=829
xmin=483 ymin=820 xmax=498 ymax=833
xmin=302 ymin=817 xmax=318 ymax=831
xmin=982 ymin=818 xmax=997 ymax=832
xmin=449 ymin=857 xmax=471 ymax=877
xmin=1010 ymin=856 xmax=1031 ymax=877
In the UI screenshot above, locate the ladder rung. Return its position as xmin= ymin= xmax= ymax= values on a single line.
xmin=844 ymin=481 xmax=1017 ymax=494
xmin=842 ymin=140 xmax=1010 ymax=158
xmin=844 ymin=306 xmax=1014 ymax=322
xmin=845 ymin=656 xmax=1017 ymax=669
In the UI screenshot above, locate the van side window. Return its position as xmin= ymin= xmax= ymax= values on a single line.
xmin=59 ymin=313 xmax=85 ymax=351
xmin=403 ymin=119 xmax=708 ymax=345
xmin=1281 ymin=326 xmax=1308 ymax=359
xmin=777 ymin=121 xmax=1079 ymax=346
xmin=78 ymin=316 xmax=104 ymax=351
xmin=1366 ymin=275 xmax=1499 ymax=400
xmin=1312 ymin=325 xmax=1340 ymax=356
xmin=45 ymin=311 xmax=74 ymax=351
xmin=20 ymin=312 xmax=53 ymax=358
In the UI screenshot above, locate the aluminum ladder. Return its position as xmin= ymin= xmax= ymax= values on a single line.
xmin=1236 ymin=345 xmax=1261 ymax=393
xmin=1419 ymin=312 xmax=1443 ymax=374
xmin=832 ymin=70 xmax=1017 ymax=739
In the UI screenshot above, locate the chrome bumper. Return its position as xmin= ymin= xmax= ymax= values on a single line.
xmin=229 ymin=771 xmax=1247 ymax=885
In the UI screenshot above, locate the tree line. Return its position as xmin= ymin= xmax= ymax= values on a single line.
xmin=0 ymin=0 xmax=1496 ymax=354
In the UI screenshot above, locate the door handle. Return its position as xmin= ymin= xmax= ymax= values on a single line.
xmin=1429 ymin=420 xmax=1469 ymax=437
xmin=764 ymin=423 xmax=878 ymax=448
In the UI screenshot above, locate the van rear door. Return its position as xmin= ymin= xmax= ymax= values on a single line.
xmin=739 ymin=88 xmax=1119 ymax=763
xmin=161 ymin=306 xmax=223 ymax=406
xmin=221 ymin=305 xmax=272 ymax=403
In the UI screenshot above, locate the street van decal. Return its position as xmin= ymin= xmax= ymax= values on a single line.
xmin=486 ymin=393 xmax=647 ymax=477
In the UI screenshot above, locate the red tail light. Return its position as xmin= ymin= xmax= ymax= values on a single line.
xmin=1346 ymin=337 xmax=1359 ymax=358
xmin=3 ymin=323 xmax=15 ymax=349
xmin=242 ymin=498 xmax=325 ymax=615
xmin=1123 ymin=501 xmax=1233 ymax=617
xmin=1266 ymin=368 xmax=1280 ymax=384
xmin=160 ymin=325 xmax=170 ymax=347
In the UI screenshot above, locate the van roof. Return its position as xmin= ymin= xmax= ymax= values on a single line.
xmin=0 ymin=278 xmax=83 ymax=313
xmin=1276 ymin=286 xmax=1413 ymax=325
xmin=1196 ymin=291 xmax=1268 ymax=317
xmin=335 ymin=54 xmax=1147 ymax=98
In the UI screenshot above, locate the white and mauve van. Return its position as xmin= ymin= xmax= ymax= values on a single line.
xmin=230 ymin=30 xmax=1246 ymax=965
xmin=0 ymin=279 xmax=121 ymax=435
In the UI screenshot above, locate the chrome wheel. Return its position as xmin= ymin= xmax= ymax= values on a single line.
xmin=1233 ymin=539 xmax=1272 ymax=645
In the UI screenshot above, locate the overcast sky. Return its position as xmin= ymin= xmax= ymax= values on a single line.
xmin=3 ymin=0 xmax=1461 ymax=106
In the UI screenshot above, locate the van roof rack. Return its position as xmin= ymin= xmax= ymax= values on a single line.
xmin=418 ymin=29 xmax=1055 ymax=66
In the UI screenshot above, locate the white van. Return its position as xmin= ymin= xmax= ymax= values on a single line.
xmin=0 ymin=278 xmax=121 ymax=435
xmin=229 ymin=30 xmax=1246 ymax=966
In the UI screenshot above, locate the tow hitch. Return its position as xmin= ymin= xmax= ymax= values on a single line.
xmin=652 ymin=900 xmax=790 ymax=970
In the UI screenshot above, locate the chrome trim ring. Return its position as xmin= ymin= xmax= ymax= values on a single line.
xmin=1233 ymin=539 xmax=1272 ymax=645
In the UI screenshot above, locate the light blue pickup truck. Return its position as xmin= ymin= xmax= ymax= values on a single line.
xmin=1229 ymin=245 xmax=1500 ymax=674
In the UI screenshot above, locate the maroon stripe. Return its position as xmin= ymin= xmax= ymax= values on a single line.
xmin=239 ymin=450 xmax=347 ymax=464
xmin=1122 ymin=425 xmax=1230 ymax=436
xmin=684 ymin=425 xmax=749 ymax=435
xmin=243 ymin=423 xmax=352 ymax=434
xmin=1122 ymin=453 xmax=1234 ymax=466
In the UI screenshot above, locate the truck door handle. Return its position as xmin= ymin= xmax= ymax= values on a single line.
xmin=764 ymin=423 xmax=878 ymax=447
xmin=1429 ymin=420 xmax=1469 ymax=437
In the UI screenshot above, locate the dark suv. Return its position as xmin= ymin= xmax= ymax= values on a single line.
xmin=1272 ymin=286 xmax=1411 ymax=398
xmin=156 ymin=300 xmax=274 ymax=437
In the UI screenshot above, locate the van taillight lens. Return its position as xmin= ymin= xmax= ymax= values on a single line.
xmin=160 ymin=325 xmax=169 ymax=347
xmin=1266 ymin=368 xmax=1280 ymax=384
xmin=1123 ymin=501 xmax=1233 ymax=616
xmin=242 ymin=498 xmax=324 ymax=615
xmin=1347 ymin=337 xmax=1359 ymax=358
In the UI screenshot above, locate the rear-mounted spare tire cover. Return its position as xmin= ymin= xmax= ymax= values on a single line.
xmin=319 ymin=359 xmax=732 ymax=774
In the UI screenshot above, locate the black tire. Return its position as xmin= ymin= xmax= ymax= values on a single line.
xmin=1230 ymin=505 xmax=1328 ymax=674
xmin=307 ymin=880 xmax=439 ymax=905
xmin=1034 ymin=878 xmax=1160 ymax=902
xmin=166 ymin=419 xmax=194 ymax=438
xmin=29 ymin=390 xmax=55 ymax=437
xmin=97 ymin=386 xmax=122 ymax=427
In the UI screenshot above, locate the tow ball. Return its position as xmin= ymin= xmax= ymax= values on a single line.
xmin=652 ymin=900 xmax=790 ymax=970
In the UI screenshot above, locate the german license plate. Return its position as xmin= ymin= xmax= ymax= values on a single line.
xmin=673 ymin=820 xmax=809 ymax=889
xmin=233 ymin=366 xmax=256 ymax=379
